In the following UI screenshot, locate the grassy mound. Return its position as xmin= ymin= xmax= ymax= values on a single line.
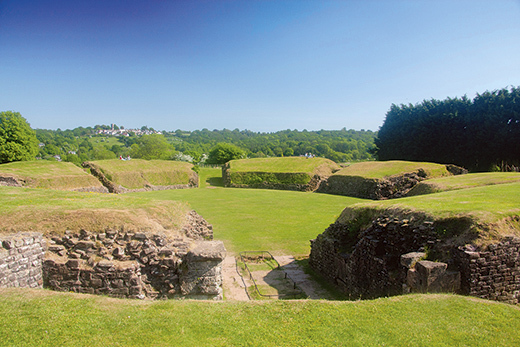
xmin=1 ymin=289 xmax=519 ymax=346
xmin=0 ymin=161 xmax=105 ymax=191
xmin=0 ymin=186 xmax=189 ymax=236
xmin=86 ymin=159 xmax=198 ymax=190
xmin=223 ymin=157 xmax=340 ymax=191
xmin=337 ymin=181 xmax=520 ymax=246
xmin=318 ymin=160 xmax=460 ymax=199
xmin=407 ymin=172 xmax=520 ymax=196
xmin=334 ymin=160 xmax=454 ymax=179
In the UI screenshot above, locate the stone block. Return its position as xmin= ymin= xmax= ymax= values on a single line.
xmin=187 ymin=241 xmax=226 ymax=262
xmin=400 ymin=252 xmax=426 ymax=268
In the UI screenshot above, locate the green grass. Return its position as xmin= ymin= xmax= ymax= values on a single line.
xmin=408 ymin=172 xmax=520 ymax=196
xmin=89 ymin=159 xmax=196 ymax=188
xmin=144 ymin=168 xmax=363 ymax=255
xmin=345 ymin=182 xmax=520 ymax=223
xmin=0 ymin=160 xmax=103 ymax=190
xmin=334 ymin=160 xmax=452 ymax=179
xmin=229 ymin=157 xmax=340 ymax=174
xmin=1 ymin=288 xmax=519 ymax=347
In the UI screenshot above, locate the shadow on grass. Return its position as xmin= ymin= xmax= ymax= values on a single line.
xmin=207 ymin=177 xmax=224 ymax=187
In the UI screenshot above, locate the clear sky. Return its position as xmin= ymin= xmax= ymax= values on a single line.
xmin=1 ymin=0 xmax=519 ymax=132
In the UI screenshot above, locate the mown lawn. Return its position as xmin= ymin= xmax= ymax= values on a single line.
xmin=138 ymin=168 xmax=362 ymax=255
xmin=1 ymin=289 xmax=519 ymax=347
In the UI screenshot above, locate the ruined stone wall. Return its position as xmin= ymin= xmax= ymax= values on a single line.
xmin=43 ymin=229 xmax=225 ymax=300
xmin=454 ymin=237 xmax=520 ymax=305
xmin=310 ymin=215 xmax=520 ymax=304
xmin=316 ymin=170 xmax=428 ymax=200
xmin=0 ymin=232 xmax=44 ymax=288
xmin=310 ymin=216 xmax=439 ymax=299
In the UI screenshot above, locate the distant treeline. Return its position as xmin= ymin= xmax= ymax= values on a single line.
xmin=375 ymin=86 xmax=520 ymax=171
xmin=167 ymin=128 xmax=376 ymax=163
xmin=34 ymin=127 xmax=376 ymax=164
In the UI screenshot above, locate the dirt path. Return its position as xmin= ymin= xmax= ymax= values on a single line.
xmin=274 ymin=255 xmax=334 ymax=300
xmin=221 ymin=256 xmax=250 ymax=301
xmin=221 ymin=255 xmax=333 ymax=300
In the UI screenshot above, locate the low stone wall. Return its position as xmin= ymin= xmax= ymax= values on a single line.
xmin=43 ymin=229 xmax=225 ymax=300
xmin=454 ymin=237 xmax=520 ymax=305
xmin=0 ymin=233 xmax=45 ymax=288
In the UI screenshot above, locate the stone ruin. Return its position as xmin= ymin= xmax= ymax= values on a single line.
xmin=310 ymin=215 xmax=520 ymax=304
xmin=0 ymin=211 xmax=226 ymax=300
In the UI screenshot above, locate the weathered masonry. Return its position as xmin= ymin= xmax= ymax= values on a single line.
xmin=310 ymin=215 xmax=520 ymax=304
xmin=1 ymin=212 xmax=226 ymax=300
xmin=0 ymin=233 xmax=45 ymax=289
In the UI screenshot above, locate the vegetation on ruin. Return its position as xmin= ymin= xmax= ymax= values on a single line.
xmin=338 ymin=181 xmax=520 ymax=246
xmin=407 ymin=172 xmax=520 ymax=196
xmin=0 ymin=186 xmax=189 ymax=236
xmin=225 ymin=157 xmax=340 ymax=186
xmin=0 ymin=160 xmax=103 ymax=190
xmin=87 ymin=159 xmax=197 ymax=189
xmin=1 ymin=288 xmax=519 ymax=347
xmin=332 ymin=160 xmax=452 ymax=179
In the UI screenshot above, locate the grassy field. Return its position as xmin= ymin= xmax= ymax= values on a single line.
xmin=407 ymin=172 xmax=520 ymax=196
xmin=334 ymin=160 xmax=452 ymax=179
xmin=1 ymin=288 xmax=519 ymax=347
xmin=88 ymin=159 xmax=196 ymax=189
xmin=140 ymin=168 xmax=362 ymax=255
xmin=2 ymin=167 xmax=520 ymax=346
xmin=228 ymin=157 xmax=340 ymax=174
xmin=0 ymin=161 xmax=104 ymax=190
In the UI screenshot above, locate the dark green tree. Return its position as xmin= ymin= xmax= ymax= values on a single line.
xmin=0 ymin=111 xmax=39 ymax=163
xmin=207 ymin=143 xmax=245 ymax=165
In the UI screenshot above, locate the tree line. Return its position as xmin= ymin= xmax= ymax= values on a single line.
xmin=29 ymin=126 xmax=377 ymax=165
xmin=374 ymin=86 xmax=520 ymax=171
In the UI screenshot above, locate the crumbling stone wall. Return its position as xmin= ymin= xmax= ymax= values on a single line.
xmin=316 ymin=165 xmax=468 ymax=200
xmin=43 ymin=227 xmax=225 ymax=300
xmin=310 ymin=215 xmax=520 ymax=304
xmin=316 ymin=170 xmax=429 ymax=200
xmin=309 ymin=216 xmax=440 ymax=298
xmin=454 ymin=237 xmax=520 ymax=304
xmin=0 ymin=232 xmax=44 ymax=288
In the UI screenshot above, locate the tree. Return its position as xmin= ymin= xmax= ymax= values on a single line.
xmin=207 ymin=143 xmax=245 ymax=165
xmin=0 ymin=111 xmax=39 ymax=164
xmin=130 ymin=134 xmax=175 ymax=160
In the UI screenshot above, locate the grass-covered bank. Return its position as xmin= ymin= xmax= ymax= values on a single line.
xmin=1 ymin=288 xmax=519 ymax=347
xmin=0 ymin=186 xmax=189 ymax=235
xmin=0 ymin=160 xmax=103 ymax=190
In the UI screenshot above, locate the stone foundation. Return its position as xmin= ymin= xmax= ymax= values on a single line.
xmin=43 ymin=229 xmax=225 ymax=300
xmin=0 ymin=233 xmax=45 ymax=288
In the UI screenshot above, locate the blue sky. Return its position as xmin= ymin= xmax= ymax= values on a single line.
xmin=1 ymin=0 xmax=519 ymax=132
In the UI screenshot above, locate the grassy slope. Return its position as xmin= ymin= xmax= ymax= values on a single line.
xmin=334 ymin=160 xmax=451 ymax=179
xmin=408 ymin=172 xmax=520 ymax=196
xmin=90 ymin=159 xmax=195 ymax=189
xmin=1 ymin=289 xmax=519 ymax=347
xmin=229 ymin=157 xmax=340 ymax=174
xmin=0 ymin=186 xmax=189 ymax=236
xmin=0 ymin=161 xmax=103 ymax=190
